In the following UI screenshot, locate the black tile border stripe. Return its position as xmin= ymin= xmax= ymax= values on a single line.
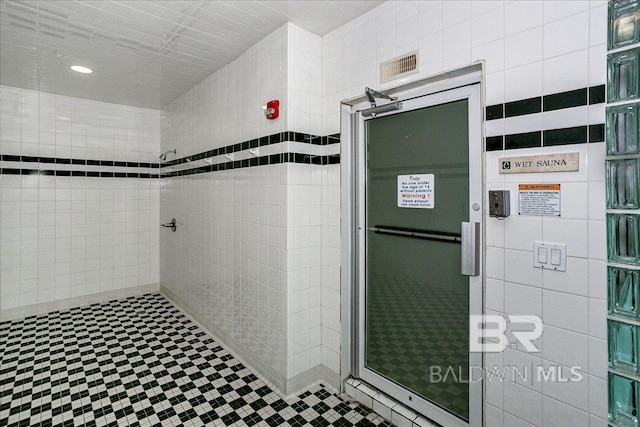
xmin=159 ymin=153 xmax=341 ymax=178
xmin=486 ymin=123 xmax=605 ymax=151
xmin=1 ymin=155 xmax=161 ymax=169
xmin=160 ymin=131 xmax=341 ymax=168
xmin=589 ymin=124 xmax=605 ymax=143
xmin=0 ymin=153 xmax=341 ymax=178
xmin=505 ymin=97 xmax=541 ymax=118
xmin=543 ymin=126 xmax=587 ymax=146
xmin=486 ymin=84 xmax=606 ymax=121
xmin=543 ymin=88 xmax=587 ymax=112
xmin=505 ymin=131 xmax=541 ymax=150
xmin=486 ymin=136 xmax=504 ymax=151
xmin=589 ymin=85 xmax=605 ymax=105
xmin=0 ymin=131 xmax=342 ymax=178
xmin=486 ymin=105 xmax=503 ymax=120
xmin=0 ymin=168 xmax=161 ymax=178
xmin=3 ymin=118 xmax=605 ymax=174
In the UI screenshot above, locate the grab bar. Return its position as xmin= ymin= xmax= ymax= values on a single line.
xmin=369 ymin=225 xmax=461 ymax=243
xmin=161 ymin=218 xmax=177 ymax=232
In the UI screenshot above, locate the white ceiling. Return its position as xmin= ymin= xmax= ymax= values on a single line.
xmin=0 ymin=0 xmax=383 ymax=109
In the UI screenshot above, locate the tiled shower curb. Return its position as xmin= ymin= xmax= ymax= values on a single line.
xmin=344 ymin=377 xmax=440 ymax=427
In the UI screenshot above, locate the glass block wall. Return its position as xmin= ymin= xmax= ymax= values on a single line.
xmin=607 ymin=1 xmax=640 ymax=426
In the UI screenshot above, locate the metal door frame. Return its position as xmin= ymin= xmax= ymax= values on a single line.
xmin=340 ymin=65 xmax=484 ymax=427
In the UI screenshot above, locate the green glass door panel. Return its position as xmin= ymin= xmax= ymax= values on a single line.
xmin=365 ymin=100 xmax=470 ymax=421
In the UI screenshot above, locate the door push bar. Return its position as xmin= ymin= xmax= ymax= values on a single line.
xmin=369 ymin=226 xmax=461 ymax=243
xmin=461 ymin=222 xmax=480 ymax=276
xmin=161 ymin=218 xmax=178 ymax=232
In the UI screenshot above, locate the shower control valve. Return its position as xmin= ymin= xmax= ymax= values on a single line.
xmin=161 ymin=218 xmax=178 ymax=232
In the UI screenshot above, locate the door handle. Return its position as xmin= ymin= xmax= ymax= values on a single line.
xmin=461 ymin=222 xmax=480 ymax=276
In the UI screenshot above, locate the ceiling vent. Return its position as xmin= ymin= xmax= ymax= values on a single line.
xmin=380 ymin=51 xmax=419 ymax=83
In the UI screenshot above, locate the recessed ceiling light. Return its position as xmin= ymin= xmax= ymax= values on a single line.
xmin=70 ymin=65 xmax=93 ymax=74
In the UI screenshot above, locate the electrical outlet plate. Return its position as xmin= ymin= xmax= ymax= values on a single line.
xmin=533 ymin=242 xmax=566 ymax=272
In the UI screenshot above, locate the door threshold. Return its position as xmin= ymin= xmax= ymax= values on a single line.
xmin=344 ymin=377 xmax=441 ymax=427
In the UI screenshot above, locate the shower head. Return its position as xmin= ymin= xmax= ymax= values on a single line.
xmin=159 ymin=149 xmax=176 ymax=161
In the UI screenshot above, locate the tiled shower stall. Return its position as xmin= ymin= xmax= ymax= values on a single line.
xmin=0 ymin=88 xmax=161 ymax=314
xmin=0 ymin=0 xmax=627 ymax=426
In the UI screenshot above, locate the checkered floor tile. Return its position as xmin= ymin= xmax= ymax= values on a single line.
xmin=0 ymin=293 xmax=393 ymax=427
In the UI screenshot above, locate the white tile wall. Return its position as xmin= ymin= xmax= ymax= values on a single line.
xmin=160 ymin=166 xmax=290 ymax=386
xmin=322 ymin=0 xmax=608 ymax=424
xmin=0 ymin=86 xmax=160 ymax=163
xmin=323 ymin=1 xmax=605 ymax=135
xmin=286 ymin=161 xmax=323 ymax=380
xmin=159 ymin=25 xmax=287 ymax=379
xmin=321 ymin=164 xmax=341 ymax=376
xmin=0 ymin=85 xmax=160 ymax=315
xmin=287 ymin=25 xmax=323 ymax=136
xmin=160 ymin=24 xmax=336 ymax=394
xmin=161 ymin=28 xmax=286 ymax=156
xmin=284 ymin=25 xmax=332 ymax=389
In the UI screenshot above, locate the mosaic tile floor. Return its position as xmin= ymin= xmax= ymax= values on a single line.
xmin=0 ymin=293 xmax=393 ymax=427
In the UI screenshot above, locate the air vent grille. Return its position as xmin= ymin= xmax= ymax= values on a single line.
xmin=380 ymin=51 xmax=419 ymax=83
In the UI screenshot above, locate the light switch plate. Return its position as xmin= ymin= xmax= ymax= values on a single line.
xmin=533 ymin=242 xmax=566 ymax=271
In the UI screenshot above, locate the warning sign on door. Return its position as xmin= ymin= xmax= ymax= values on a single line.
xmin=398 ymin=174 xmax=434 ymax=209
xmin=518 ymin=184 xmax=561 ymax=216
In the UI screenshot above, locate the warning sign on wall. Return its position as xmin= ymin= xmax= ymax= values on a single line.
xmin=518 ymin=184 xmax=561 ymax=216
xmin=397 ymin=174 xmax=434 ymax=209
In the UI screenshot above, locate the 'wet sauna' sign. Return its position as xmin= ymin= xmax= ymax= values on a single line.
xmin=397 ymin=174 xmax=434 ymax=208
xmin=499 ymin=152 xmax=579 ymax=174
